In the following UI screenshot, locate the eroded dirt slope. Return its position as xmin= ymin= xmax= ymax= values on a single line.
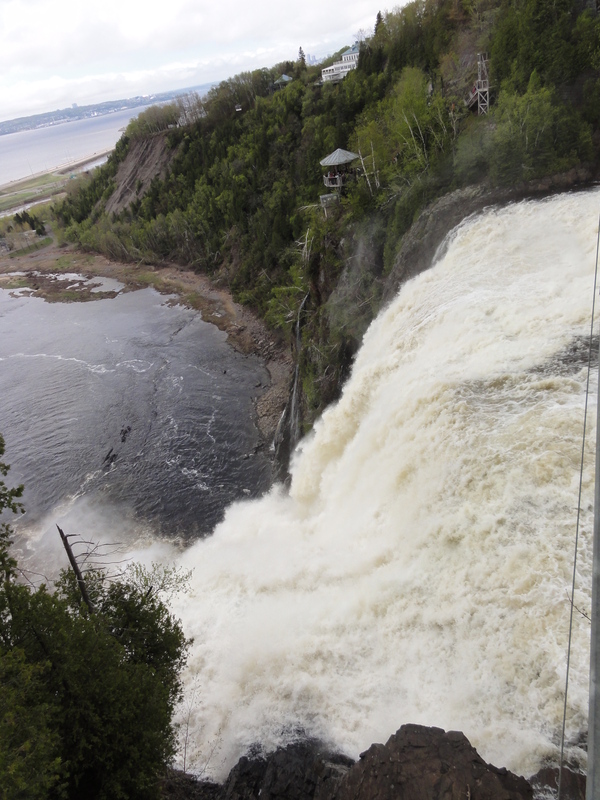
xmin=105 ymin=133 xmax=178 ymax=216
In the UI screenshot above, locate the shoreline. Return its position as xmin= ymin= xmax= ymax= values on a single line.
xmin=53 ymin=147 xmax=114 ymax=175
xmin=0 ymin=240 xmax=292 ymax=445
xmin=0 ymin=148 xmax=114 ymax=197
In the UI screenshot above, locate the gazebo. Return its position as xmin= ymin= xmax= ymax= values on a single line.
xmin=273 ymin=74 xmax=293 ymax=91
xmin=320 ymin=148 xmax=359 ymax=188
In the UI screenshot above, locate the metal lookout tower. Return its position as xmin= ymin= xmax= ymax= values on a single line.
xmin=476 ymin=53 xmax=490 ymax=116
xmin=466 ymin=53 xmax=490 ymax=116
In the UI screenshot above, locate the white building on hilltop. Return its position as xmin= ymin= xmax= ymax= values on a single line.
xmin=321 ymin=43 xmax=360 ymax=83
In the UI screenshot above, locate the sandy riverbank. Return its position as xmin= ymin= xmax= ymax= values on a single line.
xmin=0 ymin=148 xmax=114 ymax=194
xmin=54 ymin=147 xmax=114 ymax=175
xmin=0 ymin=240 xmax=292 ymax=443
xmin=0 ymin=150 xmax=114 ymax=217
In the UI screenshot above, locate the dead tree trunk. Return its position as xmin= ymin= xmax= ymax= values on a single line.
xmin=57 ymin=525 xmax=95 ymax=614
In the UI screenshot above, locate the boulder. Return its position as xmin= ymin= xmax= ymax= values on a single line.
xmin=530 ymin=765 xmax=586 ymax=800
xmin=223 ymin=741 xmax=353 ymax=800
xmin=317 ymin=725 xmax=532 ymax=800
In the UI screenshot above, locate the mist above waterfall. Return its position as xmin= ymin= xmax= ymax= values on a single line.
xmin=172 ymin=190 xmax=600 ymax=780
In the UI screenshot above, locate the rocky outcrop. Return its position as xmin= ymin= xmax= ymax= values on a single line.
xmin=165 ymin=725 xmax=583 ymax=800
xmin=222 ymin=741 xmax=354 ymax=800
xmin=529 ymin=765 xmax=586 ymax=800
xmin=317 ymin=725 xmax=532 ymax=800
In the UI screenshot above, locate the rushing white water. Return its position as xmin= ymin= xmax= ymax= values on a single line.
xmin=173 ymin=190 xmax=599 ymax=779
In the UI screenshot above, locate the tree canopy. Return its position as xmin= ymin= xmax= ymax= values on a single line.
xmin=0 ymin=437 xmax=190 ymax=800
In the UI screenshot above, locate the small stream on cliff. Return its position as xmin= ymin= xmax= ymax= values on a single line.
xmin=3 ymin=189 xmax=600 ymax=783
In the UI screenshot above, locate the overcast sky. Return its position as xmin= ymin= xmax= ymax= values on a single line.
xmin=0 ymin=0 xmax=387 ymax=122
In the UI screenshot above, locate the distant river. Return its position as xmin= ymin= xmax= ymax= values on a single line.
xmin=0 ymin=285 xmax=272 ymax=569
xmin=0 ymin=107 xmax=147 ymax=186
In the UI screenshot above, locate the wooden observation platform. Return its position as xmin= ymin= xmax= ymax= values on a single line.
xmin=318 ymin=148 xmax=359 ymax=214
xmin=465 ymin=53 xmax=490 ymax=115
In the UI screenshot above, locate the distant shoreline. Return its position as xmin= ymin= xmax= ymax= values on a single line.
xmin=0 ymin=82 xmax=216 ymax=137
xmin=0 ymin=105 xmax=143 ymax=186
xmin=0 ymin=147 xmax=114 ymax=194
xmin=54 ymin=146 xmax=114 ymax=175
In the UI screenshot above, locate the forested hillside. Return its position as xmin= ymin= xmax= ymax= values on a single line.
xmin=55 ymin=0 xmax=600 ymax=430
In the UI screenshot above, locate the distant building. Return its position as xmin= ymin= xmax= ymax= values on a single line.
xmin=321 ymin=44 xmax=360 ymax=83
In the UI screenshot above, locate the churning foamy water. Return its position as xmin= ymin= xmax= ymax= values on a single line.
xmin=172 ymin=190 xmax=600 ymax=780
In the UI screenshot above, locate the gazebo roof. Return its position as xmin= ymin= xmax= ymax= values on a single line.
xmin=319 ymin=148 xmax=359 ymax=167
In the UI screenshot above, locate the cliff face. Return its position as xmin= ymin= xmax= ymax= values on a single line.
xmin=55 ymin=0 xmax=600 ymax=451
xmin=104 ymin=133 xmax=177 ymax=216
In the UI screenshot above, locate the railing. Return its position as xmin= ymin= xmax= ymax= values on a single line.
xmin=323 ymin=175 xmax=344 ymax=188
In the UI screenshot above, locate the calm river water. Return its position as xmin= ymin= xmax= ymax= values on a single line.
xmin=0 ymin=285 xmax=272 ymax=568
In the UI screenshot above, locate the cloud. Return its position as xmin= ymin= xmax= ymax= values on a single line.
xmin=0 ymin=0 xmax=381 ymax=119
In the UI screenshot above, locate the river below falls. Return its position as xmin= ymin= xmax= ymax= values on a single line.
xmin=0 ymin=284 xmax=273 ymax=569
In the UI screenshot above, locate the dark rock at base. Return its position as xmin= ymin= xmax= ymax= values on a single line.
xmin=317 ymin=725 xmax=532 ymax=800
xmin=160 ymin=768 xmax=222 ymax=800
xmin=223 ymin=741 xmax=354 ymax=800
xmin=169 ymin=726 xmax=538 ymax=800
xmin=222 ymin=753 xmax=268 ymax=799
xmin=530 ymin=766 xmax=586 ymax=800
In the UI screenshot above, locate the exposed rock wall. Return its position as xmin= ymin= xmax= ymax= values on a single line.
xmin=105 ymin=133 xmax=178 ymax=216
xmin=318 ymin=725 xmax=533 ymax=800
xmin=275 ymin=168 xmax=597 ymax=477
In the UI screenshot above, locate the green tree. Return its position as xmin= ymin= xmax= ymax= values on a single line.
xmin=490 ymin=72 xmax=592 ymax=184
xmin=0 ymin=438 xmax=190 ymax=800
xmin=0 ymin=649 xmax=63 ymax=799
xmin=51 ymin=0 xmax=600 ymax=431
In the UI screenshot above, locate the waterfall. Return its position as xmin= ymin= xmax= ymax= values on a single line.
xmin=172 ymin=189 xmax=600 ymax=781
